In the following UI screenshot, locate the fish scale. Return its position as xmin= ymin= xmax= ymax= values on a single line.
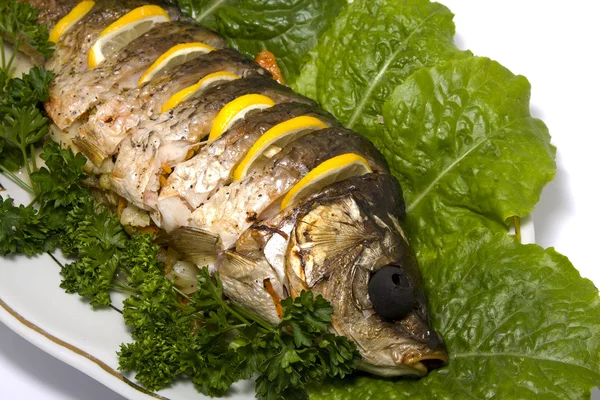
xmin=31 ymin=0 xmax=449 ymax=377
xmin=159 ymin=102 xmax=339 ymax=225
xmin=82 ymin=48 xmax=267 ymax=153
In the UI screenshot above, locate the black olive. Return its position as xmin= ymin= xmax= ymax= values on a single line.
xmin=368 ymin=265 xmax=415 ymax=320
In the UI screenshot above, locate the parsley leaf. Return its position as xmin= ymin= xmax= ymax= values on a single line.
xmin=0 ymin=65 xmax=54 ymax=108
xmin=30 ymin=141 xmax=87 ymax=208
xmin=0 ymin=66 xmax=55 ymax=179
xmin=0 ymin=196 xmax=60 ymax=255
xmin=0 ymin=143 xmax=88 ymax=255
xmin=0 ymin=0 xmax=53 ymax=74
xmin=60 ymin=196 xmax=129 ymax=307
xmin=118 ymin=266 xmax=360 ymax=400
xmin=0 ymin=0 xmax=55 ymax=176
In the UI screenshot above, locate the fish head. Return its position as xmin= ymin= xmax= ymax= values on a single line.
xmin=285 ymin=174 xmax=448 ymax=376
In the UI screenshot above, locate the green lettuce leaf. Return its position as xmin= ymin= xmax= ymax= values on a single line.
xmin=292 ymin=0 xmax=470 ymax=140
xmin=310 ymin=232 xmax=600 ymax=399
xmin=380 ymin=56 xmax=556 ymax=262
xmin=172 ymin=0 xmax=347 ymax=81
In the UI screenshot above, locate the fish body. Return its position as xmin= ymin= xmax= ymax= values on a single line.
xmin=30 ymin=0 xmax=448 ymax=377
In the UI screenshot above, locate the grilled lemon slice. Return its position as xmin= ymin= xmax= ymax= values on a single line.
xmin=88 ymin=5 xmax=170 ymax=68
xmin=49 ymin=1 xmax=96 ymax=43
xmin=233 ymin=116 xmax=328 ymax=181
xmin=209 ymin=94 xmax=275 ymax=140
xmin=280 ymin=153 xmax=372 ymax=210
xmin=138 ymin=42 xmax=216 ymax=86
xmin=161 ymin=71 xmax=240 ymax=113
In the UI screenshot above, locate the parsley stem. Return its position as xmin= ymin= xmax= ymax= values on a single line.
xmin=219 ymin=323 xmax=247 ymax=334
xmin=30 ymin=143 xmax=37 ymax=171
xmin=222 ymin=302 xmax=253 ymax=327
xmin=112 ymin=281 xmax=138 ymax=295
xmin=0 ymin=165 xmax=34 ymax=193
xmin=20 ymin=147 xmax=32 ymax=180
xmin=4 ymin=39 xmax=20 ymax=77
xmin=229 ymin=303 xmax=276 ymax=333
xmin=1 ymin=38 xmax=6 ymax=71
xmin=26 ymin=194 xmax=39 ymax=208
xmin=173 ymin=286 xmax=193 ymax=301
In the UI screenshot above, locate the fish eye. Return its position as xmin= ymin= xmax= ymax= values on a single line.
xmin=368 ymin=265 xmax=415 ymax=320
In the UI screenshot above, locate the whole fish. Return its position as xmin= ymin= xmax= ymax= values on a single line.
xmin=26 ymin=0 xmax=448 ymax=377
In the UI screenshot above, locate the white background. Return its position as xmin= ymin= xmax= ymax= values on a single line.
xmin=1 ymin=1 xmax=599 ymax=398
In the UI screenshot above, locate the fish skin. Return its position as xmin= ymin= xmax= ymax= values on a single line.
xmin=27 ymin=0 xmax=448 ymax=377
xmin=189 ymin=127 xmax=389 ymax=249
xmin=25 ymin=0 xmax=82 ymax=28
xmin=160 ymin=102 xmax=340 ymax=213
xmin=110 ymin=76 xmax=314 ymax=212
xmin=80 ymin=48 xmax=267 ymax=161
xmin=46 ymin=0 xmax=181 ymax=111
xmin=47 ymin=20 xmax=228 ymax=130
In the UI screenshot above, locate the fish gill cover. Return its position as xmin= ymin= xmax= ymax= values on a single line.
xmin=173 ymin=0 xmax=600 ymax=398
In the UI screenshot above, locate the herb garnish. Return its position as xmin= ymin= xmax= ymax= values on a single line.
xmin=119 ymin=259 xmax=359 ymax=399
xmin=0 ymin=0 xmax=53 ymax=72
xmin=0 ymin=2 xmax=359 ymax=398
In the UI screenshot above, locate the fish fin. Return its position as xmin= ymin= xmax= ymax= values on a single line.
xmin=220 ymin=250 xmax=284 ymax=324
xmin=72 ymin=135 xmax=109 ymax=166
xmin=157 ymin=226 xmax=220 ymax=266
xmin=221 ymin=250 xmax=258 ymax=278
xmin=292 ymin=198 xmax=373 ymax=287
xmin=222 ymin=250 xmax=286 ymax=298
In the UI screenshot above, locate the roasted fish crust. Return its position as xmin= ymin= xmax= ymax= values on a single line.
xmin=188 ymin=127 xmax=389 ymax=248
xmin=110 ymin=76 xmax=314 ymax=211
xmin=81 ymin=48 xmax=267 ymax=158
xmin=27 ymin=0 xmax=448 ymax=377
xmin=26 ymin=0 xmax=83 ymax=27
xmin=47 ymin=20 xmax=228 ymax=130
xmin=46 ymin=1 xmax=181 ymax=113
xmin=160 ymin=102 xmax=340 ymax=220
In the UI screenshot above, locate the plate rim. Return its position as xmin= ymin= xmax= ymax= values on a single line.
xmin=0 ymin=270 xmax=167 ymax=400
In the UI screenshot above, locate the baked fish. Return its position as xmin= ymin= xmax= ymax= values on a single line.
xmin=27 ymin=0 xmax=448 ymax=377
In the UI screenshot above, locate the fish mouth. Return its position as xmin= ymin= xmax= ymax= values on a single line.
xmin=405 ymin=351 xmax=449 ymax=374
xmin=357 ymin=349 xmax=449 ymax=377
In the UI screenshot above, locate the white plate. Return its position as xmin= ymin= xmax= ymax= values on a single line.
xmin=2 ymin=1 xmax=600 ymax=399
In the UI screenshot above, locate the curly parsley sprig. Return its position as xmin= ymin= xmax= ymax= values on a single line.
xmin=0 ymin=0 xmax=53 ymax=73
xmin=0 ymin=142 xmax=87 ymax=255
xmin=118 ymin=264 xmax=360 ymax=400
xmin=0 ymin=0 xmax=55 ymax=190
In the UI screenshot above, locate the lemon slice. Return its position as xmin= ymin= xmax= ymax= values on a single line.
xmin=233 ymin=116 xmax=328 ymax=181
xmin=280 ymin=153 xmax=372 ymax=210
xmin=138 ymin=42 xmax=216 ymax=86
xmin=88 ymin=5 xmax=170 ymax=68
xmin=160 ymin=71 xmax=239 ymax=113
xmin=49 ymin=1 xmax=96 ymax=43
xmin=209 ymin=94 xmax=275 ymax=140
